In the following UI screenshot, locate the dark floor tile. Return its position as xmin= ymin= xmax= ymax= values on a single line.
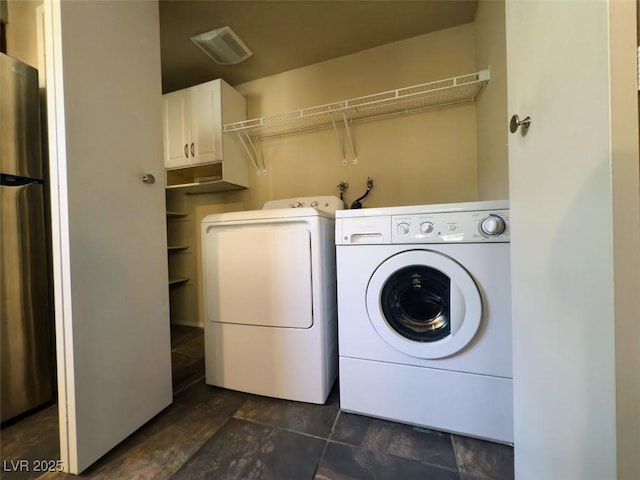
xmin=1 ymin=404 xmax=60 ymax=480
xmin=171 ymin=333 xmax=204 ymax=358
xmin=171 ymin=418 xmax=325 ymax=480
xmin=452 ymin=435 xmax=514 ymax=480
xmin=34 ymin=470 xmax=75 ymax=480
xmin=170 ymin=325 xmax=203 ymax=349
xmin=233 ymin=388 xmax=340 ymax=438
xmin=173 ymin=380 xmax=250 ymax=416
xmin=331 ymin=412 xmax=458 ymax=470
xmin=55 ymin=402 xmax=226 ymax=480
xmin=315 ymin=441 xmax=460 ymax=480
xmin=171 ymin=351 xmax=205 ymax=392
xmin=37 ymin=401 xmax=227 ymax=480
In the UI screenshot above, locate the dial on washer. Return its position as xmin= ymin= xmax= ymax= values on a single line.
xmin=420 ymin=222 xmax=434 ymax=234
xmin=480 ymin=215 xmax=506 ymax=236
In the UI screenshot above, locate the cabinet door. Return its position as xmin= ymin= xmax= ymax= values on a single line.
xmin=189 ymin=80 xmax=221 ymax=165
xmin=162 ymin=90 xmax=190 ymax=168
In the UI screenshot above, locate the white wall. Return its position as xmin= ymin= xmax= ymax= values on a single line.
xmin=235 ymin=22 xmax=480 ymax=210
xmin=475 ymin=0 xmax=508 ymax=200
xmin=5 ymin=0 xmax=41 ymax=68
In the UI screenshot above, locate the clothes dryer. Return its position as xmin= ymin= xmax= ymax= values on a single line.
xmin=201 ymin=196 xmax=342 ymax=404
xmin=335 ymin=200 xmax=513 ymax=443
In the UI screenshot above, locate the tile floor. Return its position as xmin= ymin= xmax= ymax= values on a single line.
xmin=1 ymin=326 xmax=514 ymax=480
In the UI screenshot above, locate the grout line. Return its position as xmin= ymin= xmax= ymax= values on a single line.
xmin=229 ymin=416 xmax=335 ymax=443
xmin=313 ymin=409 xmax=341 ymax=479
xmin=451 ymin=433 xmax=463 ymax=475
xmin=327 ymin=408 xmax=342 ymax=441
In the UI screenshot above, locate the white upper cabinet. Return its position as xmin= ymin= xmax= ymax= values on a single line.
xmin=188 ymin=82 xmax=221 ymax=165
xmin=162 ymin=79 xmax=249 ymax=192
xmin=163 ymin=79 xmax=229 ymax=167
xmin=163 ymin=91 xmax=191 ymax=167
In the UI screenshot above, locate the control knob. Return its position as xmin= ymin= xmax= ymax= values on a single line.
xmin=480 ymin=214 xmax=506 ymax=236
xmin=397 ymin=222 xmax=410 ymax=235
xmin=420 ymin=222 xmax=434 ymax=234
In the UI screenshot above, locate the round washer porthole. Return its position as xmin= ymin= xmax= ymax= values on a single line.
xmin=366 ymin=249 xmax=482 ymax=359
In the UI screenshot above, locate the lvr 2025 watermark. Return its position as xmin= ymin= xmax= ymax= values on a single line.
xmin=2 ymin=459 xmax=64 ymax=473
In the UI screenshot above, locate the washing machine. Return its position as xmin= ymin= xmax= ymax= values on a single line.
xmin=335 ymin=200 xmax=512 ymax=443
xmin=201 ymin=196 xmax=342 ymax=404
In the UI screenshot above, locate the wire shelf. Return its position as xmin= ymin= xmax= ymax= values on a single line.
xmin=224 ymin=70 xmax=489 ymax=140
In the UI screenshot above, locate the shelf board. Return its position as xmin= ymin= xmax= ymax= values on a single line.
xmin=224 ymin=70 xmax=490 ymax=140
xmin=168 ymin=245 xmax=189 ymax=251
xmin=165 ymin=180 xmax=248 ymax=194
xmin=165 ymin=162 xmax=248 ymax=194
xmin=166 ymin=211 xmax=188 ymax=218
xmin=169 ymin=276 xmax=190 ymax=286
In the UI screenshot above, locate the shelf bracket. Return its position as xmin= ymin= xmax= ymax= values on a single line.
xmin=329 ymin=113 xmax=348 ymax=166
xmin=329 ymin=111 xmax=358 ymax=166
xmin=341 ymin=111 xmax=358 ymax=165
xmin=236 ymin=131 xmax=267 ymax=176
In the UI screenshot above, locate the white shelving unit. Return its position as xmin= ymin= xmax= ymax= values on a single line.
xmin=224 ymin=69 xmax=490 ymax=173
xmin=166 ymin=211 xmax=191 ymax=288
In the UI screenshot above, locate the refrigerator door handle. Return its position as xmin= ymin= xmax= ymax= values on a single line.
xmin=1 ymin=173 xmax=43 ymax=186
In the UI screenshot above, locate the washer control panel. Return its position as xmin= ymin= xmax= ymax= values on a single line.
xmin=392 ymin=209 xmax=510 ymax=243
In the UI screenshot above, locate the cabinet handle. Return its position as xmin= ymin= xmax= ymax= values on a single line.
xmin=184 ymin=144 xmax=188 ymax=159
xmin=191 ymin=143 xmax=195 ymax=157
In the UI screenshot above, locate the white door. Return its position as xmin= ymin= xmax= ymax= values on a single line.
xmin=44 ymin=1 xmax=172 ymax=474
xmin=506 ymin=1 xmax=639 ymax=479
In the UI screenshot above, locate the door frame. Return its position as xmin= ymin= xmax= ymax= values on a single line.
xmin=42 ymin=0 xmax=72 ymax=467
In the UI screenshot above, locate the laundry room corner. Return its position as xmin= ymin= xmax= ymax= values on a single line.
xmin=164 ymin=21 xmax=496 ymax=331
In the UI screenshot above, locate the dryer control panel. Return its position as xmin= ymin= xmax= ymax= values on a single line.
xmin=391 ymin=209 xmax=510 ymax=243
xmin=263 ymin=196 xmax=344 ymax=216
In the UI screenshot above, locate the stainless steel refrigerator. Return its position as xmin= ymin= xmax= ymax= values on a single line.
xmin=1 ymin=52 xmax=55 ymax=423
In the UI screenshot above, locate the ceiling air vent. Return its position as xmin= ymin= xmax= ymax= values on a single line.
xmin=191 ymin=26 xmax=253 ymax=65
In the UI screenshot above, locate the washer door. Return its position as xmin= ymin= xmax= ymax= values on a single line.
xmin=366 ymin=250 xmax=482 ymax=359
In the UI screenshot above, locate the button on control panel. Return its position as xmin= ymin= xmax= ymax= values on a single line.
xmin=391 ymin=209 xmax=509 ymax=243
